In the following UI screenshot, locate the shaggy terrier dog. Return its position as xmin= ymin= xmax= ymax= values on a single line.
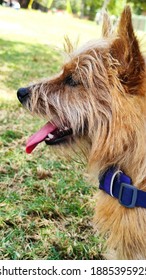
xmin=17 ymin=7 xmax=146 ymax=259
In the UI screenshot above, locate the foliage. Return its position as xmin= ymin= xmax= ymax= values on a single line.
xmin=86 ymin=0 xmax=103 ymax=20
xmin=26 ymin=0 xmax=146 ymax=19
xmin=69 ymin=0 xmax=81 ymax=15
xmin=107 ymin=0 xmax=127 ymax=16
xmin=66 ymin=0 xmax=72 ymax=13
xmin=127 ymin=0 xmax=146 ymax=14
xmin=50 ymin=0 xmax=66 ymax=10
xmin=48 ymin=0 xmax=53 ymax=8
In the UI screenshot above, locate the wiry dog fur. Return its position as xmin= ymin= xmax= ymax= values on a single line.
xmin=18 ymin=7 xmax=146 ymax=259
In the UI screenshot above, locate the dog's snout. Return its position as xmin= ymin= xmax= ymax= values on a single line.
xmin=17 ymin=87 xmax=30 ymax=104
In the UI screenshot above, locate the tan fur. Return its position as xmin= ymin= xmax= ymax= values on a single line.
xmin=24 ymin=6 xmax=146 ymax=259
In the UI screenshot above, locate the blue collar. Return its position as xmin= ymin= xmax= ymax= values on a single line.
xmin=99 ymin=166 xmax=146 ymax=208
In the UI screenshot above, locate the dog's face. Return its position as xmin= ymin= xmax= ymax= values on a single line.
xmin=17 ymin=39 xmax=113 ymax=153
xmin=17 ymin=7 xmax=146 ymax=165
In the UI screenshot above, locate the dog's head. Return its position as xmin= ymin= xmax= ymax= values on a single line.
xmin=17 ymin=6 xmax=146 ymax=172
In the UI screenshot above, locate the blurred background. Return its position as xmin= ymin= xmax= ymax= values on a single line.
xmin=0 ymin=0 xmax=146 ymax=260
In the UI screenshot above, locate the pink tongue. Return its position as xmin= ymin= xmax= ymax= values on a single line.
xmin=26 ymin=122 xmax=57 ymax=154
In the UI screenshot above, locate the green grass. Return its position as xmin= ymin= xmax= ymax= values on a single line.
xmin=0 ymin=104 xmax=104 ymax=259
xmin=0 ymin=7 xmax=104 ymax=259
xmin=0 ymin=38 xmax=62 ymax=91
xmin=0 ymin=6 xmax=101 ymax=45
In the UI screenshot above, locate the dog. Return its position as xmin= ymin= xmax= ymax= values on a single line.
xmin=17 ymin=6 xmax=146 ymax=259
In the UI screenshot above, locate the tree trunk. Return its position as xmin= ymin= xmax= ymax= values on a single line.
xmin=28 ymin=0 xmax=34 ymax=9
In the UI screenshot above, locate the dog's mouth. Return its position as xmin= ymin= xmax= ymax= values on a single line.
xmin=26 ymin=121 xmax=73 ymax=154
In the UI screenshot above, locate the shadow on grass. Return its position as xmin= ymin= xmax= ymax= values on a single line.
xmin=0 ymin=38 xmax=62 ymax=91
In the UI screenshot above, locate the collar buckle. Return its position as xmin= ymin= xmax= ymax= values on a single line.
xmin=119 ymin=183 xmax=138 ymax=208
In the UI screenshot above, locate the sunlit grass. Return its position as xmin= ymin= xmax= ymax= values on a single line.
xmin=0 ymin=6 xmax=101 ymax=46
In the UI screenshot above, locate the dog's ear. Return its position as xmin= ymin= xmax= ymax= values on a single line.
xmin=111 ymin=6 xmax=145 ymax=94
xmin=102 ymin=11 xmax=113 ymax=37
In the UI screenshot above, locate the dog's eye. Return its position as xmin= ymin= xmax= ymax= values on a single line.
xmin=65 ymin=75 xmax=78 ymax=87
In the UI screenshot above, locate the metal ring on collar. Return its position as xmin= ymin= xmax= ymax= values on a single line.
xmin=110 ymin=170 xmax=123 ymax=197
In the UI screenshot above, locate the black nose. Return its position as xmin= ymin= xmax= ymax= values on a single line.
xmin=17 ymin=87 xmax=30 ymax=104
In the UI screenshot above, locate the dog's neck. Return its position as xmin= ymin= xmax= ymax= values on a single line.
xmin=88 ymin=96 xmax=146 ymax=190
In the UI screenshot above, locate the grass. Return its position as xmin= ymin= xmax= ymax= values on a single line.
xmin=0 ymin=6 xmax=101 ymax=45
xmin=0 ymin=38 xmax=62 ymax=91
xmin=0 ymin=103 xmax=104 ymax=260
xmin=0 ymin=7 xmax=104 ymax=259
